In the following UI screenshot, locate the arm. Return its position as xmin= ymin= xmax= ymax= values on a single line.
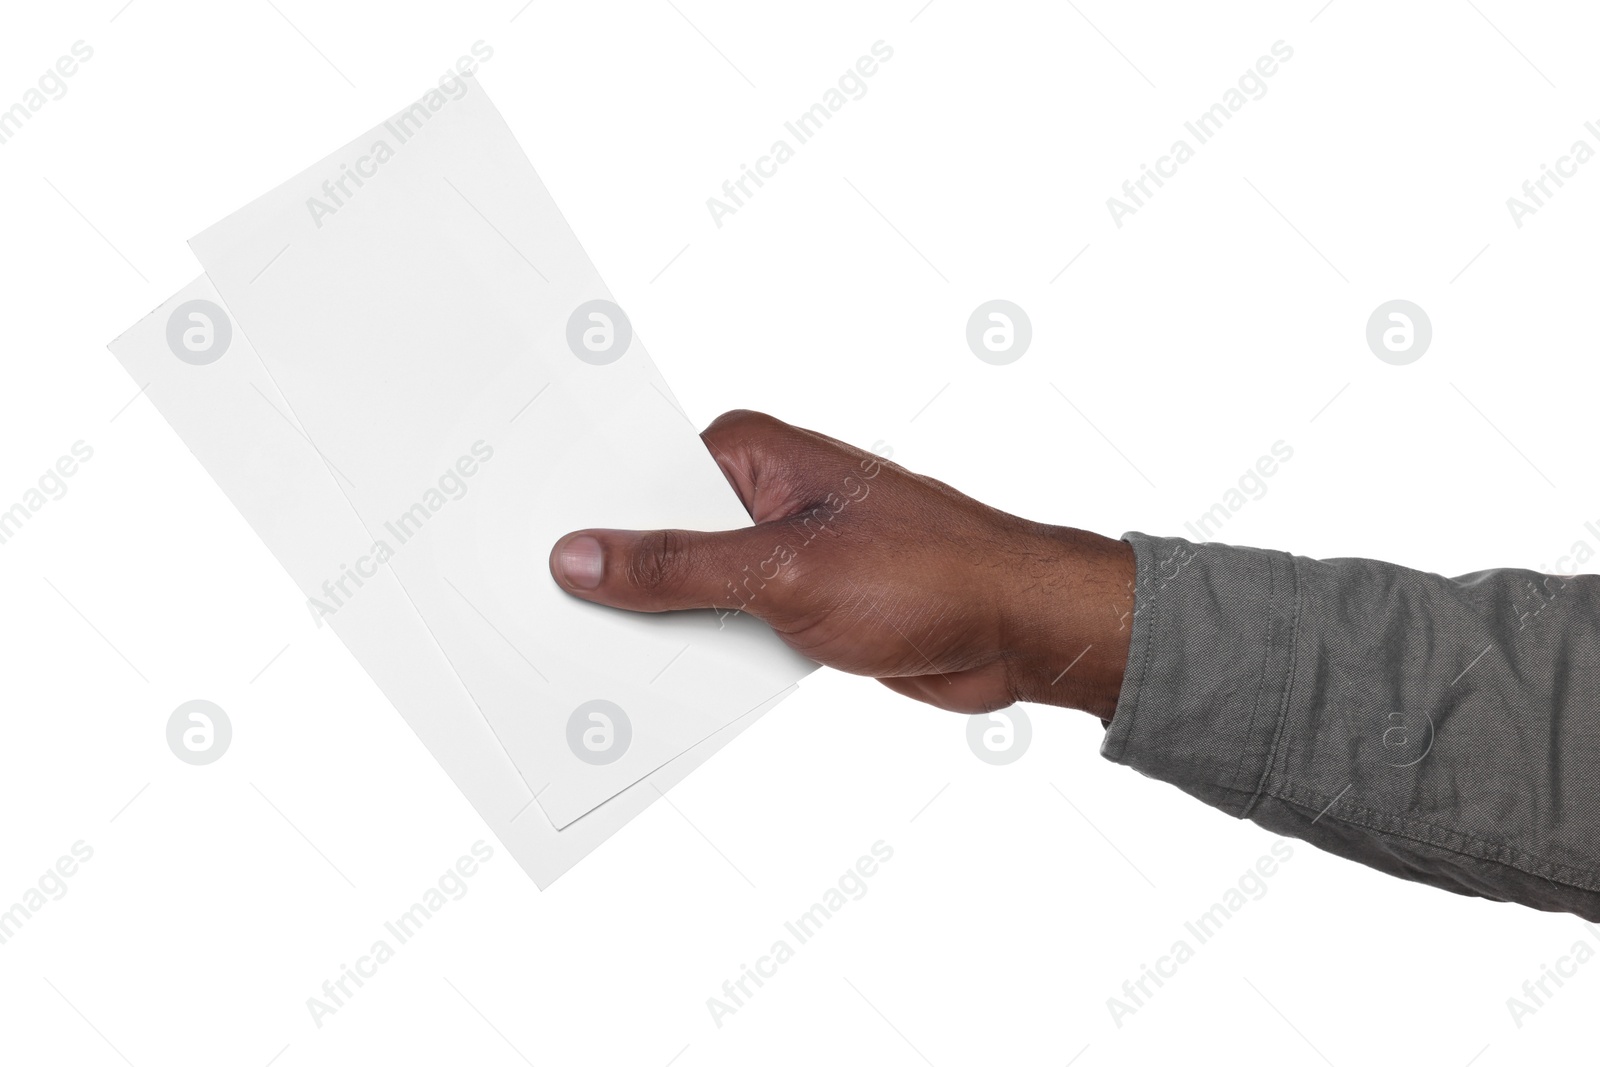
xmin=549 ymin=410 xmax=1600 ymax=920
xmin=1113 ymin=531 xmax=1600 ymax=920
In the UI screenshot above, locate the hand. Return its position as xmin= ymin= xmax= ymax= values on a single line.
xmin=548 ymin=410 xmax=1134 ymax=717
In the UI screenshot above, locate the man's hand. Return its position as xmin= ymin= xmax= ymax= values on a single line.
xmin=549 ymin=410 xmax=1133 ymax=718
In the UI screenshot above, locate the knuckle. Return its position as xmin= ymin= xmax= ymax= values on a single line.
xmin=770 ymin=518 xmax=837 ymax=588
xmin=708 ymin=408 xmax=768 ymax=431
xmin=764 ymin=539 xmax=808 ymax=584
xmin=706 ymin=408 xmax=784 ymax=444
xmin=770 ymin=549 xmax=813 ymax=595
xmin=628 ymin=529 xmax=690 ymax=596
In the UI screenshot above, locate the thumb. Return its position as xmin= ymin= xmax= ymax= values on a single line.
xmin=549 ymin=527 xmax=782 ymax=614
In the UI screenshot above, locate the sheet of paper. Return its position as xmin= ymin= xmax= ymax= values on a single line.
xmin=188 ymin=76 xmax=814 ymax=826
xmin=109 ymin=276 xmax=792 ymax=887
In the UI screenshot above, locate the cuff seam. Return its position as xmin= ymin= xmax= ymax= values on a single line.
xmin=1102 ymin=535 xmax=1161 ymax=765
xmin=1229 ymin=546 xmax=1278 ymax=809
xmin=1242 ymin=549 xmax=1302 ymax=818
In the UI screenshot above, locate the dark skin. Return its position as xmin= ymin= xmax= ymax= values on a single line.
xmin=549 ymin=409 xmax=1135 ymax=720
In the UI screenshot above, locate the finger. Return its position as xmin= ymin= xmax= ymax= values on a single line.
xmin=697 ymin=409 xmax=772 ymax=514
xmin=550 ymin=525 xmax=797 ymax=615
xmin=699 ymin=409 xmax=833 ymax=523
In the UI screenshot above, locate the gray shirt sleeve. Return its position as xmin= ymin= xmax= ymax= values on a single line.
xmin=1102 ymin=531 xmax=1600 ymax=920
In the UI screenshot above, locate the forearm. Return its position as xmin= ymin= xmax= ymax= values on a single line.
xmin=1102 ymin=531 xmax=1600 ymax=920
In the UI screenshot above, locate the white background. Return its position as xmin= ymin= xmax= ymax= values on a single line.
xmin=3 ymin=1 xmax=1598 ymax=1064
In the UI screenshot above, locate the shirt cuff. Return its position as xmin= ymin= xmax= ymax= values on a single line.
xmin=1099 ymin=532 xmax=1300 ymax=818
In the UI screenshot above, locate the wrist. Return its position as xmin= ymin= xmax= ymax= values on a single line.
xmin=1001 ymin=526 xmax=1134 ymax=719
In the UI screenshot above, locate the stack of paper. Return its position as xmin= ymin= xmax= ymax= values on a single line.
xmin=108 ymin=78 xmax=815 ymax=887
